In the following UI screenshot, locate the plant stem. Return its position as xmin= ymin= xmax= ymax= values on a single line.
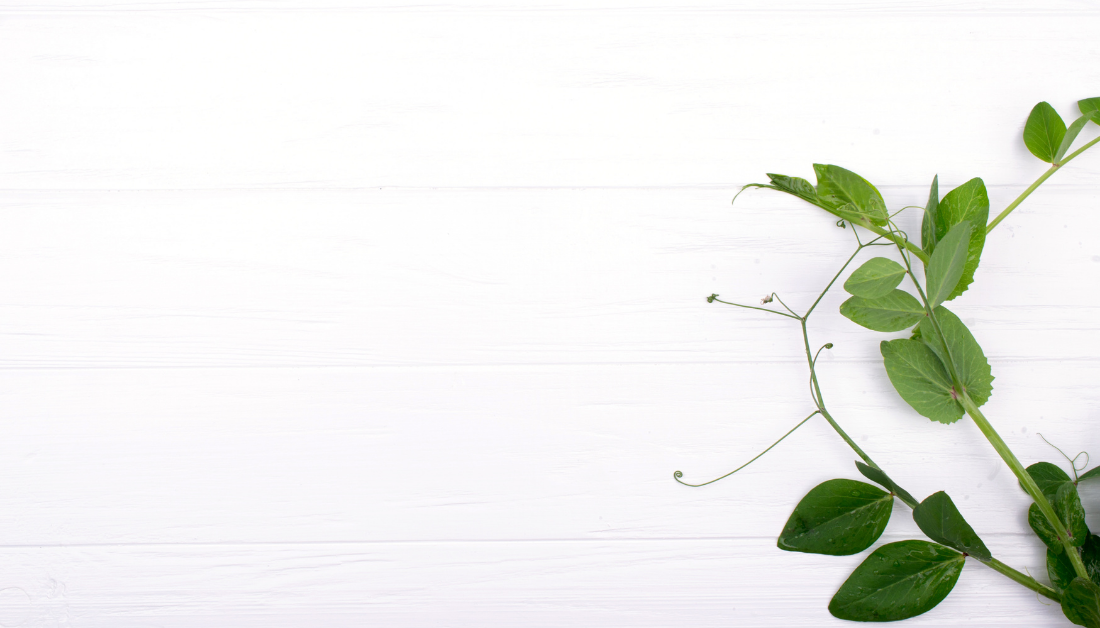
xmin=959 ymin=393 xmax=1090 ymax=581
xmin=883 ymin=219 xmax=1090 ymax=586
xmin=853 ymin=219 xmax=929 ymax=264
xmin=987 ymin=135 xmax=1100 ymax=233
xmin=985 ymin=558 xmax=1060 ymax=602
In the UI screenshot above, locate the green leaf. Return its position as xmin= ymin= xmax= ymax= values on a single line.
xmin=778 ymin=479 xmax=894 ymax=556
xmin=1079 ymin=467 xmax=1100 ymax=483
xmin=1063 ymin=578 xmax=1100 ymax=628
xmin=1049 ymin=534 xmax=1100 ymax=593
xmin=766 ymin=173 xmax=819 ymax=204
xmin=921 ymin=175 xmax=939 ymax=254
xmin=912 ymin=491 xmax=991 ymax=561
xmin=840 ymin=290 xmax=925 ymax=332
xmin=1079 ymin=98 xmax=1100 ymax=124
xmin=1057 ymin=482 xmax=1090 ymax=547
xmin=856 ymin=461 xmax=918 ymax=508
xmin=917 ymin=306 xmax=994 ymax=406
xmin=925 ymin=222 xmax=972 ymax=309
xmin=930 ymin=178 xmax=989 ymax=301
xmin=1055 ymin=112 xmax=1100 ymax=164
xmin=1024 ymin=101 xmax=1067 ymax=163
xmin=813 ymin=164 xmax=889 ymax=226
xmin=881 ymin=339 xmax=962 ymax=424
xmin=1029 ymin=483 xmax=1089 ymax=552
xmin=828 ymin=540 xmax=964 ymax=622
xmin=844 ymin=258 xmax=907 ymax=298
xmin=1030 ymin=503 xmax=1064 ymax=553
xmin=1023 ymin=461 xmax=1072 ymax=497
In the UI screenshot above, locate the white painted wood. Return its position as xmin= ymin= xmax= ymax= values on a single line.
xmin=1 ymin=6 xmax=1099 ymax=189
xmin=1 ymin=2 xmax=1099 ymax=626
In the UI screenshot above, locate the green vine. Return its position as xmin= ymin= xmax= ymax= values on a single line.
xmin=675 ymin=98 xmax=1100 ymax=624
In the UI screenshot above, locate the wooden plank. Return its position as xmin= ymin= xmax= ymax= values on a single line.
xmin=0 ymin=186 xmax=1095 ymax=369
xmin=0 ymin=361 xmax=1096 ymax=546
xmin=0 ymin=188 xmax=1097 ymax=369
xmin=1 ymin=11 xmax=1098 ymax=189
xmin=0 ymin=538 xmax=1073 ymax=627
xmin=3 ymin=0 xmax=1100 ymax=12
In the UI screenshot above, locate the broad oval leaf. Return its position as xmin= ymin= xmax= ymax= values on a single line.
xmin=1057 ymin=482 xmax=1090 ymax=547
xmin=920 ymin=175 xmax=939 ymax=254
xmin=828 ymin=540 xmax=964 ymax=622
xmin=856 ymin=461 xmax=918 ymax=508
xmin=1023 ymin=461 xmax=1072 ymax=497
xmin=912 ymin=491 xmax=991 ymax=561
xmin=1063 ymin=578 xmax=1100 ymax=628
xmin=917 ymin=306 xmax=994 ymax=406
xmin=1080 ymin=467 xmax=1100 ymax=483
xmin=1030 ymin=502 xmax=1064 ymax=553
xmin=813 ymin=164 xmax=889 ymax=226
xmin=840 ymin=290 xmax=925 ymax=332
xmin=1024 ymin=101 xmax=1067 ymax=163
xmin=928 ymin=178 xmax=989 ymax=300
xmin=1049 ymin=534 xmax=1100 ymax=593
xmin=1029 ymin=482 xmax=1090 ymax=553
xmin=925 ymin=222 xmax=972 ymax=309
xmin=881 ymin=339 xmax=962 ymax=424
xmin=778 ymin=479 xmax=893 ymax=556
xmin=1082 ymin=98 xmax=1100 ymax=124
xmin=845 ymin=257 xmax=907 ymax=298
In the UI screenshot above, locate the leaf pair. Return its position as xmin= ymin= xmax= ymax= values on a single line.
xmin=881 ymin=306 xmax=994 ymax=424
xmin=779 ymin=472 xmax=987 ymax=622
xmin=1023 ymin=462 xmax=1092 ymax=552
xmin=1028 ymin=482 xmax=1088 ymax=552
xmin=1024 ymin=98 xmax=1100 ymax=164
xmin=751 ymin=164 xmax=888 ymax=226
xmin=1020 ymin=462 xmax=1100 ymax=625
xmin=831 ymin=491 xmax=988 ymax=621
xmin=920 ymin=178 xmax=989 ymax=301
xmin=840 ymin=212 xmax=980 ymax=336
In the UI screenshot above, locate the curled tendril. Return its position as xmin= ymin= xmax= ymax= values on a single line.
xmin=813 ymin=342 xmax=833 ymax=368
xmin=1038 ymin=432 xmax=1089 ymax=482
xmin=809 ymin=343 xmax=833 ymax=403
xmin=1074 ymin=451 xmax=1090 ymax=474
xmin=673 ymin=411 xmax=820 ymax=487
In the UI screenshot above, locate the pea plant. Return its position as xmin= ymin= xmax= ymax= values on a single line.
xmin=675 ymin=98 xmax=1100 ymax=624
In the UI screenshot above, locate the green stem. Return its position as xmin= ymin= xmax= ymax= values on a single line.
xmin=710 ymin=296 xmax=800 ymax=320
xmin=985 ymin=558 xmax=1060 ymax=602
xmin=987 ymin=135 xmax=1100 ymax=233
xmin=959 ymin=393 xmax=1090 ymax=581
xmin=883 ymin=220 xmax=1086 ymax=587
xmin=853 ymin=219 xmax=929 ymax=264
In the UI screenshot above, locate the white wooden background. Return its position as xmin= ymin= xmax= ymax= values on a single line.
xmin=1 ymin=1 xmax=1099 ymax=626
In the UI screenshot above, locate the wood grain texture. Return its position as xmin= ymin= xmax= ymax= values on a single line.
xmin=1 ymin=2 xmax=1099 ymax=626
xmin=1 ymin=7 xmax=1099 ymax=189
